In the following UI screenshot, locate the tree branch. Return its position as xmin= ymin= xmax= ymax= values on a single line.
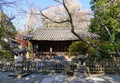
xmin=39 ymin=10 xmax=70 ymax=23
xmin=19 ymin=10 xmax=41 ymax=15
xmin=0 ymin=1 xmax=16 ymax=8
xmin=100 ymin=21 xmax=119 ymax=56
xmin=19 ymin=9 xmax=70 ymax=24
xmin=54 ymin=0 xmax=62 ymax=4
xmin=63 ymin=0 xmax=74 ymax=32
xmin=0 ymin=0 xmax=17 ymax=11
xmin=72 ymin=31 xmax=110 ymax=55
xmin=62 ymin=0 xmax=110 ymax=55
xmin=0 ymin=2 xmax=16 ymax=5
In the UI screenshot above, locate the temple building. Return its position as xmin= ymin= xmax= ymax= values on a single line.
xmin=24 ymin=28 xmax=99 ymax=56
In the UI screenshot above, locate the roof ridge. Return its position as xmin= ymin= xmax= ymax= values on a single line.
xmin=34 ymin=27 xmax=87 ymax=32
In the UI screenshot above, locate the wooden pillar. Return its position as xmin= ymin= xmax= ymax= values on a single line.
xmin=50 ymin=47 xmax=52 ymax=56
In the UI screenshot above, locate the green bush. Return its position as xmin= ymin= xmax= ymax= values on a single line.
xmin=0 ymin=50 xmax=13 ymax=59
xmin=98 ymin=41 xmax=117 ymax=59
xmin=68 ymin=41 xmax=89 ymax=56
xmin=68 ymin=39 xmax=99 ymax=56
xmin=68 ymin=39 xmax=120 ymax=59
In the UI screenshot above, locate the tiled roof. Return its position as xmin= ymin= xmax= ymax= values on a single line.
xmin=29 ymin=28 xmax=99 ymax=41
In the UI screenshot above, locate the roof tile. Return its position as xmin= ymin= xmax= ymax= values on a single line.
xmin=29 ymin=28 xmax=99 ymax=41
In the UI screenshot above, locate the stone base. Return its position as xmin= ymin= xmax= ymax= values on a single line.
xmin=74 ymin=72 xmax=88 ymax=78
xmin=8 ymin=73 xmax=29 ymax=78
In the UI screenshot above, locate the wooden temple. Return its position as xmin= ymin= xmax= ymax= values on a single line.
xmin=24 ymin=28 xmax=99 ymax=56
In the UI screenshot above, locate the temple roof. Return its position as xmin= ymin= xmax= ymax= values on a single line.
xmin=27 ymin=28 xmax=99 ymax=41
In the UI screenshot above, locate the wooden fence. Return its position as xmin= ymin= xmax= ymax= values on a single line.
xmin=0 ymin=60 xmax=69 ymax=73
xmin=0 ymin=59 xmax=120 ymax=75
xmin=86 ymin=59 xmax=120 ymax=74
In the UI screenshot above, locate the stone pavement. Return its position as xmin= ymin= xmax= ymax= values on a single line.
xmin=0 ymin=72 xmax=47 ymax=83
xmin=63 ymin=74 xmax=120 ymax=83
xmin=0 ymin=72 xmax=120 ymax=83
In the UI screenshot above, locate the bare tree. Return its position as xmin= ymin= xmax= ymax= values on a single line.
xmin=26 ymin=7 xmax=37 ymax=31
xmin=20 ymin=0 xmax=89 ymax=30
xmin=0 ymin=0 xmax=18 ymax=11
xmin=39 ymin=0 xmax=111 ymax=55
xmin=39 ymin=0 xmax=89 ymax=29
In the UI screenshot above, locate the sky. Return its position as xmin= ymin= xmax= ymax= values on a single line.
xmin=26 ymin=0 xmax=91 ymax=10
xmin=27 ymin=0 xmax=90 ymax=9
xmin=6 ymin=0 xmax=91 ymax=30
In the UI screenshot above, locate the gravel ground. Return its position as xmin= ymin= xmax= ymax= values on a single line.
xmin=0 ymin=72 xmax=120 ymax=83
xmin=0 ymin=72 xmax=47 ymax=83
xmin=63 ymin=74 xmax=120 ymax=83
